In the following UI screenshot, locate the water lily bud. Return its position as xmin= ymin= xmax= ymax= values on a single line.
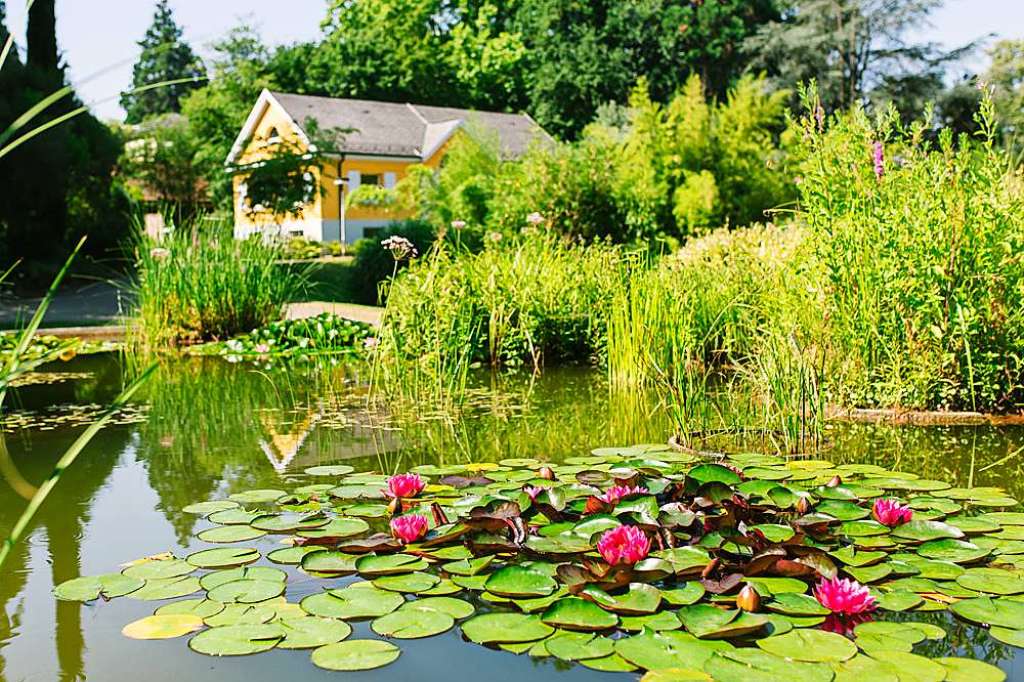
xmin=539 ymin=466 xmax=556 ymax=481
xmin=826 ymin=475 xmax=842 ymax=488
xmin=737 ymin=584 xmax=761 ymax=612
xmin=795 ymin=496 xmax=812 ymax=514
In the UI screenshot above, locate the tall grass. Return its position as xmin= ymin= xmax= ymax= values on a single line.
xmin=798 ymin=86 xmax=1024 ymax=411
xmin=130 ymin=218 xmax=306 ymax=348
xmin=374 ymin=233 xmax=621 ymax=404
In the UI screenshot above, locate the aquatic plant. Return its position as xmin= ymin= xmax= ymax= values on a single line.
xmin=385 ymin=473 xmax=425 ymax=499
xmin=872 ymin=499 xmax=913 ymax=527
xmin=129 ymin=218 xmax=306 ymax=348
xmin=52 ymin=443 xmax=1022 ymax=678
xmin=189 ymin=313 xmax=372 ymax=361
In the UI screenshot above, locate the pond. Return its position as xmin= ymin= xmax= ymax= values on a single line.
xmin=1 ymin=353 xmax=1023 ymax=681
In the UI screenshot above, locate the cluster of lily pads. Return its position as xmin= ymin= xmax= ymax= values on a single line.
xmin=54 ymin=444 xmax=1024 ymax=680
xmin=189 ymin=313 xmax=373 ymax=361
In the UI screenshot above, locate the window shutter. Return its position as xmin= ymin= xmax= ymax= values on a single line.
xmin=384 ymin=172 xmax=397 ymax=189
xmin=347 ymin=170 xmax=361 ymax=191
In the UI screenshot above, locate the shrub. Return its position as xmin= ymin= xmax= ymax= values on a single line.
xmin=348 ymin=220 xmax=436 ymax=305
xmin=797 ymin=88 xmax=1024 ymax=410
xmin=130 ymin=219 xmax=305 ymax=348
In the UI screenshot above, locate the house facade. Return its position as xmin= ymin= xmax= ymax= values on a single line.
xmin=226 ymin=90 xmax=546 ymax=244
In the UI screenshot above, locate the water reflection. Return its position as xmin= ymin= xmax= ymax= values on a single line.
xmin=0 ymin=354 xmax=1022 ymax=680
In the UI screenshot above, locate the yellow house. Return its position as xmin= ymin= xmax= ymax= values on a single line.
xmin=226 ymin=89 xmax=548 ymax=243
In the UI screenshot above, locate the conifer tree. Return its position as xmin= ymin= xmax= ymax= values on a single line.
xmin=120 ymin=0 xmax=206 ymax=123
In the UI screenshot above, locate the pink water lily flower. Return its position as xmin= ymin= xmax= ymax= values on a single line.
xmin=390 ymin=514 xmax=428 ymax=543
xmin=523 ymin=485 xmax=546 ymax=501
xmin=385 ymin=473 xmax=426 ymax=499
xmin=813 ymin=577 xmax=877 ymax=615
xmin=600 ymin=485 xmax=648 ymax=505
xmin=872 ymin=498 xmax=913 ymax=527
xmin=597 ymin=525 xmax=651 ymax=566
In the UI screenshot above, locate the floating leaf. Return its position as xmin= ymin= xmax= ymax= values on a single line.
xmin=891 ymin=520 xmax=964 ymax=542
xmin=122 ymin=558 xmax=195 ymax=580
xmin=275 ymin=616 xmax=351 ymax=649
xmin=206 ymin=579 xmax=285 ymax=604
xmin=228 ymin=489 xmax=286 ymax=504
xmin=155 ymin=598 xmax=225 ymax=619
xmin=122 ymin=615 xmax=204 ymax=640
xmin=616 ymin=630 xmax=730 ymax=671
xmin=758 ymin=629 xmax=857 ymax=662
xmin=371 ymin=608 xmax=454 ymax=638
xmin=54 ymin=573 xmax=144 ymax=601
xmin=955 ymin=568 xmax=1024 ymax=595
xmin=707 ymin=649 xmax=834 ymax=682
xmin=183 ymin=500 xmax=239 ymax=515
xmin=188 ymin=624 xmax=284 ymax=656
xmin=950 ymin=596 xmax=1024 ymax=628
xmin=403 ymin=596 xmax=475 ymax=619
xmin=301 ymin=584 xmax=404 ymax=619
xmin=935 ymin=657 xmax=1006 ymax=682
xmin=304 ymin=465 xmax=355 ymax=477
xmin=485 ymin=566 xmax=557 ymax=598
xmin=128 ymin=576 xmax=202 ymax=600
xmin=187 ymin=547 xmax=260 ymax=569
xmin=355 ymin=553 xmax=428 ymax=576
xmin=542 ymin=597 xmax=619 ymax=631
xmin=199 ymin=566 xmax=286 ymax=591
xmin=373 ymin=571 xmax=440 ymax=593
xmin=461 ymin=613 xmax=554 ymax=644
xmin=545 ymin=632 xmax=615 ymax=661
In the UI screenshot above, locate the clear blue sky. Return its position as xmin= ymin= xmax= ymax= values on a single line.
xmin=4 ymin=0 xmax=1024 ymax=121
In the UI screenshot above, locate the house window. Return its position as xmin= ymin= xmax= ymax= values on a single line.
xmin=362 ymin=173 xmax=381 ymax=187
xmin=266 ymin=126 xmax=281 ymax=144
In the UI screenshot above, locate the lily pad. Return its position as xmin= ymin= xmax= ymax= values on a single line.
xmin=461 ymin=613 xmax=554 ymax=644
xmin=891 ymin=520 xmax=964 ymax=542
xmin=127 ymin=576 xmax=202 ymax=600
xmin=950 ymin=596 xmax=1024 ymax=628
xmin=955 ymin=568 xmax=1024 ymax=595
xmin=485 ymin=566 xmax=557 ymax=598
xmin=122 ymin=558 xmax=195 ymax=580
xmin=228 ymin=489 xmax=286 ymax=504
xmin=300 ymin=585 xmax=404 ymax=619
xmin=183 ymin=500 xmax=239 ymax=515
xmin=916 ymin=539 xmax=989 ymax=563
xmin=707 ymin=648 xmax=834 ymax=682
xmin=276 ymin=616 xmax=352 ymax=649
xmin=616 ymin=630 xmax=730 ymax=670
xmin=122 ymin=614 xmax=204 ymax=640
xmin=373 ymin=571 xmax=441 ymax=593
xmin=311 ymin=639 xmax=401 ymax=671
xmin=186 ymin=547 xmax=260 ymax=569
xmin=188 ymin=624 xmax=284 ymax=656
xmin=199 ymin=566 xmax=286 ymax=591
xmin=155 ymin=598 xmax=225 ymax=619
xmin=371 ymin=608 xmax=454 ymax=638
xmin=757 ymin=629 xmax=857 ymax=662
xmin=545 ymin=632 xmax=615 ymax=661
xmin=206 ymin=579 xmax=285 ymax=604
xmin=304 ymin=465 xmax=355 ymax=476
xmin=403 ymin=596 xmax=475 ymax=619
xmin=54 ymin=573 xmax=144 ymax=601
xmin=355 ymin=553 xmax=428 ymax=576
xmin=542 ymin=597 xmax=619 ymax=631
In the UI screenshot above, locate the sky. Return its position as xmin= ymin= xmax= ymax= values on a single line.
xmin=4 ymin=0 xmax=1024 ymax=121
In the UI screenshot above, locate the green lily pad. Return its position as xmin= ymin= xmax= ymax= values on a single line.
xmin=582 ymin=583 xmax=661 ymax=615
xmin=875 ymin=590 xmax=923 ymax=611
xmin=196 ymin=525 xmax=267 ymax=544
xmin=891 ymin=520 xmax=964 ymax=542
xmin=300 ymin=550 xmax=358 ymax=575
xmin=208 ymin=508 xmax=262 ymax=525
xmin=127 ymin=576 xmax=202 ymax=600
xmin=616 ymin=630 xmax=731 ymax=671
xmin=371 ymin=608 xmax=454 ymax=638
xmin=950 ymin=596 xmax=1024 ymax=627
xmin=206 ymin=579 xmax=285 ymax=604
xmin=250 ymin=513 xmax=330 ymax=533
xmin=275 ymin=616 xmax=351 ymax=649
xmin=54 ymin=573 xmax=144 ymax=601
xmin=301 ymin=584 xmax=404 ymax=619
xmin=186 ymin=547 xmax=260 ymax=569
xmin=955 ymin=568 xmax=1024 ymax=595
xmin=228 ymin=489 xmax=286 ymax=504
xmin=545 ymin=632 xmax=615 ymax=661
xmin=867 ymin=651 xmax=946 ymax=682
xmin=678 ymin=604 xmax=767 ymax=639
xmin=155 ymin=598 xmax=225 ymax=619
xmin=485 ymin=566 xmax=557 ymax=598
xmin=620 ymin=611 xmax=683 ymax=632
xmin=183 ymin=500 xmax=239 ymax=515
xmin=462 ymin=613 xmax=554 ymax=644
xmin=122 ymin=558 xmax=195 ymax=580
xmin=403 ymin=596 xmax=475 ymax=619
xmin=122 ymin=614 xmax=205 ymax=640
xmin=707 ymin=648 xmax=835 ymax=682
xmin=297 ymin=517 xmax=369 ymax=539
xmin=442 ymin=555 xmax=495 ymax=576
xmin=304 ymin=465 xmax=355 ymax=476
xmin=199 ymin=566 xmax=286 ymax=591
xmin=311 ymin=640 xmax=401 ymax=671
xmin=188 ymin=624 xmax=284 ymax=656
xmin=757 ymin=629 xmax=857 ymax=662
xmin=355 ymin=553 xmax=428 ymax=576
xmin=541 ymin=597 xmax=619 ymax=631
xmin=662 ymin=582 xmax=707 ymax=605
xmin=989 ymin=627 xmax=1024 ymax=647
xmin=916 ymin=539 xmax=989 ymax=563
xmin=203 ymin=601 xmax=283 ymax=627
xmin=766 ymin=592 xmax=830 ymax=616
xmin=935 ymin=657 xmax=1006 ymax=682
xmin=373 ymin=571 xmax=440 ymax=593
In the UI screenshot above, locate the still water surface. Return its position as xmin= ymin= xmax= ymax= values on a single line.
xmin=1 ymin=354 xmax=1022 ymax=681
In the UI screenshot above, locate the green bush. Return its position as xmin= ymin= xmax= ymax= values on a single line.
xmin=797 ymin=89 xmax=1024 ymax=410
xmin=130 ymin=220 xmax=306 ymax=347
xmin=349 ymin=220 xmax=437 ymax=304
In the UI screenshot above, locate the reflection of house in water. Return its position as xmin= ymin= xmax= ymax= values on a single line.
xmin=257 ymin=405 xmax=402 ymax=472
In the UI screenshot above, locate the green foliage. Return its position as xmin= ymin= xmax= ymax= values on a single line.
xmin=985 ymin=40 xmax=1024 ymax=149
xmin=377 ymin=233 xmax=622 ymax=400
xmin=796 ymin=87 xmax=1024 ymax=410
xmin=349 ymin=220 xmax=437 ymax=305
xmin=130 ymin=219 xmax=306 ymax=348
xmin=120 ymin=0 xmax=206 ymax=124
xmin=193 ymin=312 xmax=372 ymax=359
xmin=118 ymin=114 xmax=206 ymax=222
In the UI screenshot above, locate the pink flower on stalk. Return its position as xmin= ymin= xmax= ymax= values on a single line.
xmin=451 ymin=220 xmax=467 ymax=229
xmin=526 ymin=212 xmax=545 ymax=225
xmin=872 ymin=498 xmax=913 ymax=527
xmin=813 ymin=577 xmax=876 ymax=615
xmin=390 ymin=514 xmax=428 ymax=543
xmin=597 ymin=526 xmax=651 ymax=566
xmin=600 ymin=485 xmax=648 ymax=505
xmin=385 ymin=473 xmax=425 ymax=499
xmin=872 ymin=141 xmax=885 ymax=179
xmin=523 ymin=485 xmax=546 ymax=501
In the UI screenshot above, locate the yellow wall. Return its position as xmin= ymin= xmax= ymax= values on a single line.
xmin=232 ymin=99 xmax=467 ymax=236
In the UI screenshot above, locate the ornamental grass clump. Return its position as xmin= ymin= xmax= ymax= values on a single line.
xmin=130 ymin=219 xmax=305 ymax=349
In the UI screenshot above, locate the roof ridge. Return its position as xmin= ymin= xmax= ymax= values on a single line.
xmin=405 ymin=102 xmax=429 ymax=126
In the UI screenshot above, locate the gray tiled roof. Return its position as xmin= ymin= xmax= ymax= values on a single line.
xmin=269 ymin=92 xmax=548 ymax=158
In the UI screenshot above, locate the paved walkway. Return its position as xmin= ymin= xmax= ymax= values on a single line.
xmin=284 ymin=301 xmax=383 ymax=326
xmin=0 ymin=281 xmax=127 ymax=329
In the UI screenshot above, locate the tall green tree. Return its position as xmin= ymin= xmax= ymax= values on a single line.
xmin=985 ymin=39 xmax=1024 ymax=146
xmin=746 ymin=0 xmax=970 ymax=114
xmin=514 ymin=0 xmax=781 ymax=139
xmin=120 ymin=0 xmax=206 ymax=124
xmin=26 ymin=0 xmax=58 ymax=76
